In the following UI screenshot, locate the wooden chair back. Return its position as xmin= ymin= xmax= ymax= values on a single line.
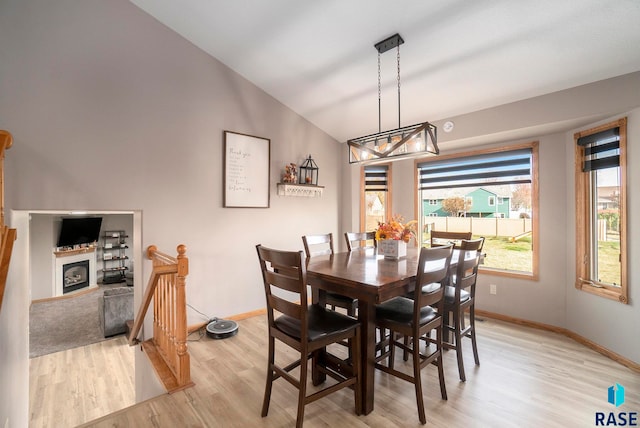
xmin=430 ymin=230 xmax=472 ymax=248
xmin=302 ymin=233 xmax=334 ymax=257
xmin=256 ymin=245 xmax=308 ymax=343
xmin=305 ymin=234 xmax=357 ymax=317
xmin=413 ymin=244 xmax=454 ymax=314
xmin=344 ymin=231 xmax=377 ymax=251
xmin=452 ymin=237 xmax=485 ymax=297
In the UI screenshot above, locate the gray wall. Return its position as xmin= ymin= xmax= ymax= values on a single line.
xmin=29 ymin=214 xmax=55 ymax=300
xmin=0 ymin=0 xmax=341 ymax=425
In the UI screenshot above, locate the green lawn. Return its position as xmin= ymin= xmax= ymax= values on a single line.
xmin=475 ymin=236 xmax=533 ymax=273
xmin=423 ymin=233 xmax=533 ymax=273
xmin=597 ymin=240 xmax=621 ymax=285
xmin=421 ymin=233 xmax=620 ymax=280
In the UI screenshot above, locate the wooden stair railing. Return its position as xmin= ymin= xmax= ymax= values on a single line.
xmin=128 ymin=244 xmax=193 ymax=392
xmin=0 ymin=130 xmax=16 ymax=314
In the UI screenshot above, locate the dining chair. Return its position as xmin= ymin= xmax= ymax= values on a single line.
xmin=344 ymin=231 xmax=377 ymax=252
xmin=374 ymin=244 xmax=454 ymax=425
xmin=442 ymin=237 xmax=484 ymax=382
xmin=302 ymin=233 xmax=358 ymax=317
xmin=430 ymin=230 xmax=472 ymax=248
xmin=302 ymin=233 xmax=334 ymax=257
xmin=256 ymin=244 xmax=361 ymax=428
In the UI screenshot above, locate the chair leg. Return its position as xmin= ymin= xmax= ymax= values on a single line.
xmin=412 ymin=335 xmax=427 ymax=424
xmin=352 ymin=327 xmax=362 ymax=416
xmin=296 ymin=353 xmax=308 ymax=428
xmin=403 ymin=335 xmax=410 ymax=361
xmin=454 ymin=310 xmax=466 ymax=382
xmin=469 ymin=306 xmax=480 ymax=366
xmin=436 ymin=324 xmax=447 ymax=400
xmin=346 ymin=303 xmax=355 ymax=361
xmin=442 ymin=309 xmax=451 ymax=344
xmin=388 ymin=330 xmax=396 ymax=369
xmin=261 ymin=336 xmax=275 ymax=417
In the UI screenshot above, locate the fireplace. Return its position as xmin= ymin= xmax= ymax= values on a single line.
xmin=62 ymin=260 xmax=90 ymax=294
xmin=54 ymin=247 xmax=97 ymax=297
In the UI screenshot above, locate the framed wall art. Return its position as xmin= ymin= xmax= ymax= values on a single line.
xmin=223 ymin=131 xmax=270 ymax=208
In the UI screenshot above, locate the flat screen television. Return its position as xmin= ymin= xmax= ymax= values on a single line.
xmin=57 ymin=217 xmax=103 ymax=247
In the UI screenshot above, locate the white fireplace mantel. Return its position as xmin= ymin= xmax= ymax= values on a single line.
xmin=53 ymin=248 xmax=98 ymax=296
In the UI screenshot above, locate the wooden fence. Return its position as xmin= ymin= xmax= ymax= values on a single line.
xmin=425 ymin=216 xmax=532 ymax=238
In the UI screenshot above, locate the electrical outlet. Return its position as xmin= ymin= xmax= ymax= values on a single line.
xmin=490 ymin=284 xmax=497 ymax=295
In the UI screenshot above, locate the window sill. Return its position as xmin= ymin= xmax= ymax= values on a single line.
xmin=575 ymin=281 xmax=627 ymax=304
xmin=479 ymin=266 xmax=538 ymax=281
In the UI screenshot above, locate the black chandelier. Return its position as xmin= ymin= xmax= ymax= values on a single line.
xmin=347 ymin=33 xmax=439 ymax=164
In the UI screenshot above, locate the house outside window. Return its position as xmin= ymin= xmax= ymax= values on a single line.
xmin=574 ymin=118 xmax=627 ymax=303
xmin=362 ymin=164 xmax=391 ymax=233
xmin=416 ymin=142 xmax=538 ymax=278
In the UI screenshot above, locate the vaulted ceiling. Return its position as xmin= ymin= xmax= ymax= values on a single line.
xmin=130 ymin=0 xmax=640 ymax=142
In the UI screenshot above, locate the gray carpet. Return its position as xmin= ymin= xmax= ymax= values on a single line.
xmin=29 ymin=283 xmax=126 ymax=358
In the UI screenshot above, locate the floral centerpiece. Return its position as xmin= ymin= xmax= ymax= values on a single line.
xmin=375 ymin=215 xmax=417 ymax=242
xmin=375 ymin=215 xmax=417 ymax=259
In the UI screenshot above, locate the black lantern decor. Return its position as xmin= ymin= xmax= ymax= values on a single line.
xmin=299 ymin=155 xmax=318 ymax=185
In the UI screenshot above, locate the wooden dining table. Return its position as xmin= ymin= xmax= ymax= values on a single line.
xmin=305 ymin=246 xmax=428 ymax=415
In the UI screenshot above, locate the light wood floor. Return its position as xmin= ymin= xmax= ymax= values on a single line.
xmin=33 ymin=315 xmax=639 ymax=427
xmin=29 ymin=335 xmax=135 ymax=427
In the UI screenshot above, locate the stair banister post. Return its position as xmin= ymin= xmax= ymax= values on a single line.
xmin=175 ymin=244 xmax=190 ymax=385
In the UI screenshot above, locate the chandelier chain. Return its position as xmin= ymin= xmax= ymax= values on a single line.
xmin=397 ymin=44 xmax=401 ymax=129
xmin=378 ymin=52 xmax=381 ymax=133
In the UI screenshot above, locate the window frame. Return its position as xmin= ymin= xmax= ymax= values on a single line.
xmin=574 ymin=117 xmax=628 ymax=303
xmin=414 ymin=141 xmax=539 ymax=280
xmin=361 ymin=163 xmax=393 ymax=233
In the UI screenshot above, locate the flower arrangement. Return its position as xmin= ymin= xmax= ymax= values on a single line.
xmin=375 ymin=215 xmax=417 ymax=243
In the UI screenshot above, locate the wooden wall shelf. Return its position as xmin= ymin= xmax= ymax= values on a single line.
xmin=53 ymin=247 xmax=96 ymax=258
xmin=277 ymin=183 xmax=324 ymax=197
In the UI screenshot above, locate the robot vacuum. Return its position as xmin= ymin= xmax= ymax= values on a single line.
xmin=205 ymin=318 xmax=239 ymax=339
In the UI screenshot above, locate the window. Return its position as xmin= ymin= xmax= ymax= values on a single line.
xmin=428 ymin=199 xmax=438 ymax=205
xmin=362 ymin=164 xmax=391 ymax=232
xmin=575 ymin=118 xmax=627 ymax=303
xmin=416 ymin=142 xmax=539 ymax=278
xmin=428 ymin=213 xmax=438 ymax=217
xmin=498 ymin=197 xmax=505 ymax=205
